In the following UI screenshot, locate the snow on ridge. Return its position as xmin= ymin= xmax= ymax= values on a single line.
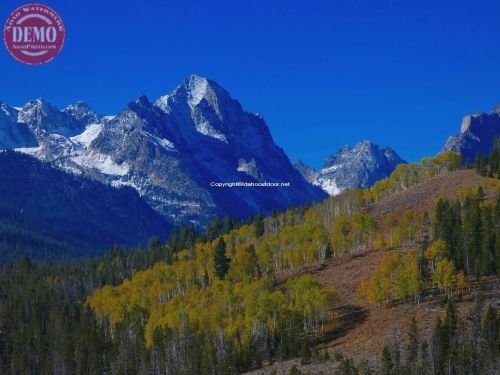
xmin=111 ymin=179 xmax=142 ymax=193
xmin=143 ymin=131 xmax=176 ymax=151
xmin=321 ymin=164 xmax=339 ymax=173
xmin=316 ymin=178 xmax=341 ymax=196
xmin=195 ymin=120 xmax=227 ymax=143
xmin=70 ymin=123 xmax=103 ymax=148
xmin=187 ymin=75 xmax=209 ymax=108
xmin=72 ymin=152 xmax=129 ymax=176
xmin=14 ymin=146 xmax=41 ymax=155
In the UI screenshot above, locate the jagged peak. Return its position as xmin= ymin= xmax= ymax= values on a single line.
xmin=63 ymin=101 xmax=100 ymax=125
xmin=323 ymin=140 xmax=403 ymax=169
xmin=134 ymin=95 xmax=151 ymax=107
xmin=492 ymin=103 xmax=500 ymax=114
xmin=20 ymin=98 xmax=60 ymax=114
xmin=64 ymin=100 xmax=93 ymax=111
xmin=154 ymin=74 xmax=234 ymax=113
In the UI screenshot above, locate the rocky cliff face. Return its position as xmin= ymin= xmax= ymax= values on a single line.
xmin=442 ymin=104 xmax=500 ymax=163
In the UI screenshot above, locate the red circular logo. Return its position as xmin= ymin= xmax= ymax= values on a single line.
xmin=3 ymin=3 xmax=65 ymax=65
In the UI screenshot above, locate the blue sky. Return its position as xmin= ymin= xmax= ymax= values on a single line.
xmin=1 ymin=0 xmax=499 ymax=168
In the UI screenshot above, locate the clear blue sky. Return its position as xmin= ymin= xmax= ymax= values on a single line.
xmin=1 ymin=0 xmax=499 ymax=168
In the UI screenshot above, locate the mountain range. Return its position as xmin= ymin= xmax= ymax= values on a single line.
xmin=295 ymin=140 xmax=405 ymax=195
xmin=0 ymin=75 xmax=326 ymax=227
xmin=1 ymin=74 xmax=499 ymax=259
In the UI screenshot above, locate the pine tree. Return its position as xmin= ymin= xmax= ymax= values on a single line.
xmin=406 ymin=316 xmax=419 ymax=374
xmin=300 ymin=339 xmax=312 ymax=365
xmin=214 ymin=238 xmax=230 ymax=280
xmin=479 ymin=207 xmax=495 ymax=276
xmin=470 ymin=293 xmax=484 ymax=375
xmin=324 ymin=242 xmax=333 ymax=259
xmin=419 ymin=340 xmax=431 ymax=375
xmin=481 ymin=305 xmax=499 ymax=374
xmin=463 ymin=193 xmax=482 ymax=277
xmin=381 ymin=345 xmax=394 ymax=375
xmin=254 ymin=212 xmax=265 ymax=238
xmin=495 ymin=195 xmax=500 ymax=276
xmin=245 ymin=244 xmax=261 ymax=278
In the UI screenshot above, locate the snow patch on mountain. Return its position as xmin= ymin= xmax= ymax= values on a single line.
xmin=316 ymin=178 xmax=341 ymax=196
xmin=237 ymin=158 xmax=262 ymax=180
xmin=187 ymin=75 xmax=209 ymax=108
xmin=14 ymin=146 xmax=41 ymax=155
xmin=72 ymin=152 xmax=129 ymax=176
xmin=143 ymin=131 xmax=176 ymax=151
xmin=195 ymin=120 xmax=227 ymax=142
xmin=70 ymin=123 xmax=103 ymax=148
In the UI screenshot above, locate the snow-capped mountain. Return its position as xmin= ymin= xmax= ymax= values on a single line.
xmin=0 ymin=75 xmax=326 ymax=226
xmin=295 ymin=140 xmax=405 ymax=195
xmin=442 ymin=104 xmax=500 ymax=164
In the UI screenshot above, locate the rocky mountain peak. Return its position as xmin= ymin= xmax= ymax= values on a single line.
xmin=442 ymin=103 xmax=500 ymax=163
xmin=18 ymin=99 xmax=84 ymax=137
xmin=64 ymin=101 xmax=100 ymax=126
xmin=297 ymin=140 xmax=405 ymax=196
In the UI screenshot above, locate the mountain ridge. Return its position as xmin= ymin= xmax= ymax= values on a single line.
xmin=0 ymin=75 xmax=327 ymax=226
xmin=295 ymin=140 xmax=405 ymax=195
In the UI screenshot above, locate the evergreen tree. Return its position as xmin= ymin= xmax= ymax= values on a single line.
xmin=324 ymin=242 xmax=333 ymax=260
xmin=254 ymin=212 xmax=265 ymax=237
xmin=300 ymin=339 xmax=312 ymax=365
xmin=406 ymin=316 xmax=419 ymax=374
xmin=381 ymin=345 xmax=394 ymax=375
xmin=213 ymin=238 xmax=230 ymax=280
xmin=470 ymin=293 xmax=484 ymax=375
xmin=496 ymin=195 xmax=500 ymax=275
xmin=419 ymin=340 xmax=431 ymax=375
xmin=463 ymin=193 xmax=482 ymax=277
xmin=479 ymin=207 xmax=495 ymax=276
xmin=481 ymin=306 xmax=499 ymax=374
xmin=245 ymin=244 xmax=261 ymax=278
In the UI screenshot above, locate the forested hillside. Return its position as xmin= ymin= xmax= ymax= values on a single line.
xmin=1 ymin=151 xmax=499 ymax=374
xmin=0 ymin=151 xmax=172 ymax=262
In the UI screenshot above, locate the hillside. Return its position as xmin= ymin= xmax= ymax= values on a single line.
xmin=85 ymin=159 xmax=500 ymax=374
xmin=245 ymin=169 xmax=500 ymax=373
xmin=369 ymin=169 xmax=498 ymax=220
xmin=1 ymin=158 xmax=499 ymax=374
xmin=0 ymin=151 xmax=172 ymax=262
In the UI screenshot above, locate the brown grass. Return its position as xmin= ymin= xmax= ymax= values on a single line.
xmin=369 ymin=169 xmax=499 ymax=221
